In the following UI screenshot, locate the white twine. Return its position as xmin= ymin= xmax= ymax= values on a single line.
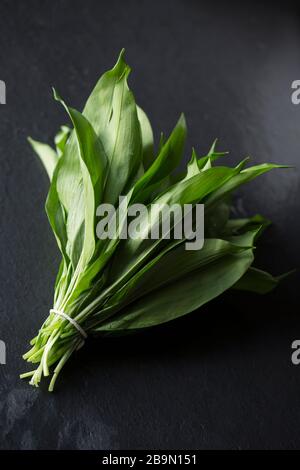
xmin=50 ymin=308 xmax=88 ymax=339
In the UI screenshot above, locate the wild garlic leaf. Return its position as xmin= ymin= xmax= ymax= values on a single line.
xmin=204 ymin=199 xmax=231 ymax=237
xmin=197 ymin=139 xmax=228 ymax=170
xmin=182 ymin=149 xmax=201 ymax=181
xmin=97 ymin=248 xmax=254 ymax=332
xmin=206 ymin=163 xmax=287 ymax=209
xmin=98 ymin=234 xmax=255 ymax=320
xmin=107 ymin=165 xmax=238 ymax=286
xmin=233 ymin=267 xmax=279 ymax=294
xmin=28 ymin=137 xmax=59 ymax=180
xmin=173 ymin=141 xmax=228 ymax=184
xmin=45 ymin=157 xmax=68 ymax=260
xmin=132 ymin=114 xmax=187 ymax=201
xmin=137 ymin=105 xmax=154 ymax=171
xmin=54 ymin=90 xmax=107 ymax=269
xmin=82 ymin=50 xmax=142 ymax=204
xmin=223 ymin=214 xmax=271 ymax=240
xmin=55 ymin=125 xmax=70 ymax=156
xmin=28 ymin=125 xmax=71 ymax=180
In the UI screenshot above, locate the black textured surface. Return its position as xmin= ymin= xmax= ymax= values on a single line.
xmin=0 ymin=0 xmax=300 ymax=450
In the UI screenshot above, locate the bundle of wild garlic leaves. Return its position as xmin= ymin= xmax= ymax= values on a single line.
xmin=22 ymin=51 xmax=284 ymax=391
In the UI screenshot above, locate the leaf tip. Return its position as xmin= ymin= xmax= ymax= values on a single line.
xmin=52 ymin=87 xmax=61 ymax=102
xmin=112 ymin=48 xmax=130 ymax=77
xmin=177 ymin=113 xmax=187 ymax=132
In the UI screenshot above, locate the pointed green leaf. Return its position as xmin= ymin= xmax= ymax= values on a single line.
xmin=137 ymin=105 xmax=154 ymax=170
xmin=82 ymin=50 xmax=142 ymax=204
xmin=53 ymin=89 xmax=107 ymax=268
xmin=132 ymin=114 xmax=187 ymax=201
xmin=97 ymin=248 xmax=254 ymax=331
xmin=233 ymin=267 xmax=279 ymax=294
xmin=28 ymin=137 xmax=58 ymax=180
xmin=54 ymin=125 xmax=70 ymax=156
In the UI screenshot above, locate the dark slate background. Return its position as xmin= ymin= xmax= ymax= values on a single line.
xmin=0 ymin=0 xmax=300 ymax=450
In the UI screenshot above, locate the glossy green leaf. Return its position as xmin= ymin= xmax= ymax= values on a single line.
xmin=82 ymin=50 xmax=142 ymax=204
xmin=107 ymin=165 xmax=238 ymax=286
xmin=132 ymin=114 xmax=187 ymax=201
xmin=55 ymin=125 xmax=70 ymax=156
xmin=94 ymin=232 xmax=256 ymax=324
xmin=205 ymin=163 xmax=287 ymax=210
xmin=182 ymin=149 xmax=201 ymax=181
xmin=137 ymin=105 xmax=154 ymax=170
xmin=97 ymin=248 xmax=254 ymax=332
xmin=54 ymin=90 xmax=107 ymax=268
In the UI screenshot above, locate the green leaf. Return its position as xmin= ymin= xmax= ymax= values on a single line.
xmin=82 ymin=50 xmax=142 ymax=204
xmin=205 ymin=199 xmax=231 ymax=237
xmin=96 ymin=233 xmax=255 ymax=320
xmin=182 ymin=149 xmax=201 ymax=181
xmin=132 ymin=114 xmax=187 ymax=201
xmin=137 ymin=105 xmax=154 ymax=170
xmin=106 ymin=165 xmax=240 ymax=287
xmin=45 ymin=158 xmax=68 ymax=260
xmin=97 ymin=248 xmax=254 ymax=332
xmin=54 ymin=125 xmax=70 ymax=156
xmin=197 ymin=139 xmax=228 ymax=170
xmin=205 ymin=163 xmax=287 ymax=209
xmin=223 ymin=214 xmax=271 ymax=238
xmin=233 ymin=267 xmax=279 ymax=294
xmin=28 ymin=137 xmax=58 ymax=180
xmin=53 ymin=89 xmax=107 ymax=269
